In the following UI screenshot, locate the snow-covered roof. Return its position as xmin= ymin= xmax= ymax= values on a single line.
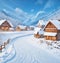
xmin=9 ymin=28 xmax=14 ymax=30
xmin=34 ymin=27 xmax=41 ymax=31
xmin=34 ymin=27 xmax=44 ymax=34
xmin=0 ymin=19 xmax=13 ymax=27
xmin=0 ymin=20 xmax=5 ymax=25
xmin=7 ymin=21 xmax=13 ymax=27
xmin=39 ymin=29 xmax=44 ymax=34
xmin=45 ymin=20 xmax=60 ymax=30
xmin=17 ymin=25 xmax=26 ymax=29
xmin=34 ymin=27 xmax=40 ymax=34
xmin=44 ymin=32 xmax=57 ymax=36
xmin=37 ymin=20 xmax=45 ymax=26
xmin=29 ymin=26 xmax=35 ymax=28
xmin=34 ymin=31 xmax=38 ymax=34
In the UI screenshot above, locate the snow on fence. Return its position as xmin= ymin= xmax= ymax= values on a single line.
xmin=0 ymin=39 xmax=10 ymax=51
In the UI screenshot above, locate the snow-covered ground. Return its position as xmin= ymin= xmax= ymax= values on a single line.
xmin=0 ymin=31 xmax=60 ymax=63
xmin=23 ymin=35 xmax=60 ymax=59
xmin=0 ymin=31 xmax=34 ymax=63
xmin=0 ymin=31 xmax=33 ymax=39
xmin=0 ymin=44 xmax=16 ymax=63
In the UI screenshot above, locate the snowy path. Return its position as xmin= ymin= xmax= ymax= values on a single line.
xmin=8 ymin=35 xmax=60 ymax=63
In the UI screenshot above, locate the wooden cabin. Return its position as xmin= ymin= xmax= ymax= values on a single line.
xmin=44 ymin=20 xmax=60 ymax=41
xmin=0 ymin=19 xmax=13 ymax=31
xmin=34 ymin=27 xmax=44 ymax=38
xmin=16 ymin=25 xmax=27 ymax=31
xmin=16 ymin=26 xmax=21 ymax=31
xmin=29 ymin=26 xmax=34 ymax=30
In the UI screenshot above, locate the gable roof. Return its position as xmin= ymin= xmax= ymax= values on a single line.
xmin=45 ymin=20 xmax=60 ymax=30
xmin=37 ymin=20 xmax=45 ymax=26
xmin=34 ymin=27 xmax=44 ymax=34
xmin=0 ymin=19 xmax=13 ymax=27
xmin=17 ymin=25 xmax=26 ymax=29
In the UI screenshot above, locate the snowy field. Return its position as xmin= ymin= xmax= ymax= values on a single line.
xmin=0 ymin=31 xmax=60 ymax=63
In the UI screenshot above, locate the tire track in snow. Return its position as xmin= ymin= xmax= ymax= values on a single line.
xmin=10 ymin=34 xmax=33 ymax=44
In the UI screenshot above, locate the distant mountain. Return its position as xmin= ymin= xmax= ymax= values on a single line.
xmin=31 ymin=8 xmax=60 ymax=26
xmin=0 ymin=11 xmax=22 ymax=27
xmin=41 ymin=8 xmax=60 ymax=20
xmin=49 ymin=9 xmax=60 ymax=20
xmin=0 ymin=8 xmax=60 ymax=27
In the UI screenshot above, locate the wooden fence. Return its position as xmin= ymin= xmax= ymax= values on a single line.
xmin=0 ymin=39 xmax=10 ymax=51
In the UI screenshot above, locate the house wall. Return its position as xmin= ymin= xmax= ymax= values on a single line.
xmin=34 ymin=32 xmax=44 ymax=38
xmin=16 ymin=27 xmax=21 ymax=31
xmin=16 ymin=26 xmax=27 ymax=31
xmin=34 ymin=33 xmax=40 ymax=38
xmin=1 ymin=26 xmax=9 ymax=31
xmin=0 ymin=21 xmax=12 ymax=31
xmin=45 ymin=36 xmax=57 ymax=41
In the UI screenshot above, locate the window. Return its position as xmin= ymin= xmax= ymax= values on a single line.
xmin=1 ymin=27 xmax=4 ymax=30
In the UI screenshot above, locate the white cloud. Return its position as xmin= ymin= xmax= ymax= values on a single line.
xmin=14 ymin=8 xmax=34 ymax=24
xmin=15 ymin=8 xmax=30 ymax=20
xmin=3 ymin=9 xmax=6 ymax=12
xmin=23 ymin=10 xmax=45 ymax=24
xmin=3 ymin=9 xmax=9 ymax=13
xmin=44 ymin=0 xmax=54 ymax=9
xmin=33 ymin=10 xmax=45 ymax=19
xmin=28 ymin=10 xmax=45 ymax=24
xmin=15 ymin=8 xmax=27 ymax=16
xmin=2 ymin=8 xmax=45 ymax=25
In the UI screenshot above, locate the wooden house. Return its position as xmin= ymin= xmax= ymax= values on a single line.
xmin=16 ymin=25 xmax=27 ymax=31
xmin=34 ymin=27 xmax=44 ymax=38
xmin=37 ymin=20 xmax=45 ymax=28
xmin=0 ymin=19 xmax=13 ymax=31
xmin=44 ymin=20 xmax=60 ymax=41
xmin=29 ymin=26 xmax=34 ymax=30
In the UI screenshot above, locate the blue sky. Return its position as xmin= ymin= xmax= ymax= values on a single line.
xmin=0 ymin=0 xmax=60 ymax=25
